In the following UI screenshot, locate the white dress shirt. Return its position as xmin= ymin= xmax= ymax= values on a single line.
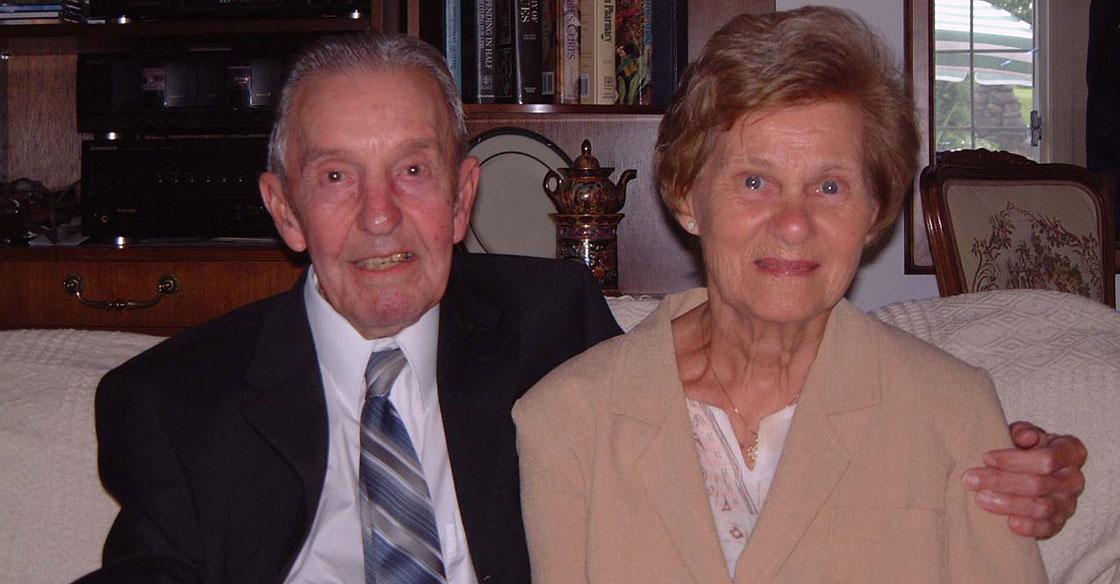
xmin=284 ymin=268 xmax=478 ymax=584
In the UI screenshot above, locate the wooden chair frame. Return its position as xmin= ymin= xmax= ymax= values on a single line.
xmin=920 ymin=149 xmax=1116 ymax=308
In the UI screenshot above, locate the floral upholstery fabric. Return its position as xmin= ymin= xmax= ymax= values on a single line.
xmin=945 ymin=180 xmax=1105 ymax=303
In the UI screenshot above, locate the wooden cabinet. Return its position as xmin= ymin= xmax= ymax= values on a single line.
xmin=0 ymin=246 xmax=306 ymax=334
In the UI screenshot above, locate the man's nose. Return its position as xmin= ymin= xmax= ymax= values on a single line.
xmin=359 ymin=174 xmax=402 ymax=234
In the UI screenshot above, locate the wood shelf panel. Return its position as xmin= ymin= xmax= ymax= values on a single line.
xmin=464 ymin=104 xmax=663 ymax=117
xmin=0 ymin=16 xmax=373 ymax=54
xmin=0 ymin=244 xmax=307 ymax=334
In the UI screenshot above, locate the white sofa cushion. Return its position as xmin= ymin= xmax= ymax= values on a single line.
xmin=0 ymin=328 xmax=160 ymax=584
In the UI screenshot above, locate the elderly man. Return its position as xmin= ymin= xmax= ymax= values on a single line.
xmin=79 ymin=32 xmax=1085 ymax=584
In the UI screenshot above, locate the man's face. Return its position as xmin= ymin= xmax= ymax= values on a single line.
xmin=260 ymin=69 xmax=479 ymax=339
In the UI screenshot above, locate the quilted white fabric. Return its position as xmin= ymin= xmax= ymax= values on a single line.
xmin=873 ymin=290 xmax=1120 ymax=584
xmin=0 ymin=328 xmax=161 ymax=584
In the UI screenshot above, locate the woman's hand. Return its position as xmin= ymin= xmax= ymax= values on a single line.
xmin=963 ymin=421 xmax=1088 ymax=539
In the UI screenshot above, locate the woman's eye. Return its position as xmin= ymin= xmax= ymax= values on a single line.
xmin=406 ymin=164 xmax=423 ymax=176
xmin=326 ymin=170 xmax=344 ymax=183
xmin=820 ymin=179 xmax=842 ymax=195
xmin=744 ymin=175 xmax=765 ymax=190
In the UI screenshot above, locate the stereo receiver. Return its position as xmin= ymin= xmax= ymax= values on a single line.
xmin=81 ymin=137 xmax=276 ymax=240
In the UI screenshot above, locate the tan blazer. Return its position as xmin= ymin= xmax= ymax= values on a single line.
xmin=513 ymin=289 xmax=1047 ymax=583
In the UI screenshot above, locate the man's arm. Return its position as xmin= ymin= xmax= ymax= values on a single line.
xmin=964 ymin=421 xmax=1088 ymax=539
xmin=74 ymin=368 xmax=202 ymax=583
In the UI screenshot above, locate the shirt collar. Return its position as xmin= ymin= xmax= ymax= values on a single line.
xmin=304 ymin=266 xmax=441 ymax=412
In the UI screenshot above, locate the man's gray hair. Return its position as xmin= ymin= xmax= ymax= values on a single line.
xmin=266 ymin=33 xmax=468 ymax=182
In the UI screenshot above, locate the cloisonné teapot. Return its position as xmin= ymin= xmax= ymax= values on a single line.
xmin=542 ymin=140 xmax=637 ymax=215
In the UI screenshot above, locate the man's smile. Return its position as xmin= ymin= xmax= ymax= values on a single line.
xmin=355 ymin=251 xmax=414 ymax=271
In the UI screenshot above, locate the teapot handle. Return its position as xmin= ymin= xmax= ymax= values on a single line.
xmin=542 ymin=169 xmax=563 ymax=203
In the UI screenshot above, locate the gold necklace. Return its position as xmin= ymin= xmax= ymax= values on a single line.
xmin=710 ymin=358 xmax=799 ymax=469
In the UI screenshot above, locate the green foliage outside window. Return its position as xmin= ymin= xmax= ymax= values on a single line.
xmin=988 ymin=0 xmax=1032 ymax=22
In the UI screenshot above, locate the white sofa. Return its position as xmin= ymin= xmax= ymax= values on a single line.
xmin=1 ymin=290 xmax=1118 ymax=583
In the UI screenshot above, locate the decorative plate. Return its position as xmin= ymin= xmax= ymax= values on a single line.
xmin=463 ymin=128 xmax=572 ymax=258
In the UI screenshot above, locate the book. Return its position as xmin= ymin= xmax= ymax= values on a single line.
xmin=495 ymin=0 xmax=513 ymax=101
xmin=0 ymin=3 xmax=62 ymax=11
xmin=446 ymin=0 xmax=461 ymax=91
xmin=650 ymin=0 xmax=686 ymax=109
xmin=578 ymin=0 xmax=594 ymax=103
xmin=579 ymin=0 xmax=616 ymax=104
xmin=613 ymin=0 xmax=649 ymax=105
xmin=556 ymin=0 xmax=579 ymax=104
xmin=592 ymin=0 xmax=617 ymax=104
xmin=462 ymin=0 xmax=498 ymax=103
xmin=0 ymin=16 xmax=57 ymax=22
xmin=0 ymin=10 xmax=59 ymax=17
xmin=509 ymin=0 xmax=543 ymax=104
xmin=540 ymin=0 xmax=556 ymax=101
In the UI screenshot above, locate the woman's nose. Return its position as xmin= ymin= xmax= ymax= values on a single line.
xmin=768 ymin=199 xmax=813 ymax=245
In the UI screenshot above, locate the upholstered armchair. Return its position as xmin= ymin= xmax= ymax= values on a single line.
xmin=920 ymin=149 xmax=1115 ymax=307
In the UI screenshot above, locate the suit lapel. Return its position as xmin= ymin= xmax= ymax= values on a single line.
xmin=436 ymin=272 xmax=523 ymax=576
xmin=735 ymin=300 xmax=881 ymax=583
xmin=239 ymin=277 xmax=329 ymax=531
xmin=612 ymin=291 xmax=730 ymax=583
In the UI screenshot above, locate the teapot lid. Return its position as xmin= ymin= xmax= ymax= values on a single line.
xmin=573 ymin=140 xmax=604 ymax=171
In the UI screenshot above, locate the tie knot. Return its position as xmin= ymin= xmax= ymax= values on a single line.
xmin=364 ymin=348 xmax=406 ymax=399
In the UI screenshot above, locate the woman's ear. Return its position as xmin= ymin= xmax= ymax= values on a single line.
xmin=862 ymin=198 xmax=882 ymax=247
xmin=672 ymin=191 xmax=699 ymax=235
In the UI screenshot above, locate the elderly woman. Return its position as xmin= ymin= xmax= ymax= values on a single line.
xmin=513 ymin=7 xmax=1049 ymax=583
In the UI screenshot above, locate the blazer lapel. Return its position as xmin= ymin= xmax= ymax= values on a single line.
xmin=612 ymin=291 xmax=730 ymax=584
xmin=735 ymin=300 xmax=881 ymax=584
xmin=239 ymin=277 xmax=329 ymax=531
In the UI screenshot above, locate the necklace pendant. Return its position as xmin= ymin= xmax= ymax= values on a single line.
xmin=746 ymin=440 xmax=759 ymax=468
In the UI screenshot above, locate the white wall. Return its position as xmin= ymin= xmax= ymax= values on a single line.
xmin=777 ymin=0 xmax=940 ymax=311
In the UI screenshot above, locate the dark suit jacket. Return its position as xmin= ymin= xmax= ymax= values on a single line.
xmin=77 ymin=253 xmax=622 ymax=584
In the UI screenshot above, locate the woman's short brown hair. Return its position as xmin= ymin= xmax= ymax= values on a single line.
xmin=654 ymin=6 xmax=919 ymax=240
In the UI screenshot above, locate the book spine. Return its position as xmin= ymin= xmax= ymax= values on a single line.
xmin=419 ymin=1 xmax=448 ymax=66
xmin=511 ymin=0 xmax=543 ymax=104
xmin=640 ymin=0 xmax=651 ymax=105
xmin=557 ymin=0 xmax=580 ymax=104
xmin=578 ymin=0 xmax=595 ymax=104
xmin=495 ymin=0 xmax=513 ymax=101
xmin=446 ymin=0 xmax=462 ymax=91
xmin=613 ymin=0 xmax=647 ymax=105
xmin=593 ymin=0 xmax=617 ymax=105
xmin=650 ymin=0 xmax=685 ymax=109
xmin=463 ymin=0 xmax=498 ymax=103
xmin=540 ymin=0 xmax=556 ymax=102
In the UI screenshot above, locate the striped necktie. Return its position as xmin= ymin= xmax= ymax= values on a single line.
xmin=359 ymin=348 xmax=446 ymax=583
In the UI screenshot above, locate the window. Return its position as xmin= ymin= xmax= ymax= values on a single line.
xmin=932 ymin=0 xmax=1040 ymax=160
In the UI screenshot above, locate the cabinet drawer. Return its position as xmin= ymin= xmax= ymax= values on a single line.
xmin=0 ymin=247 xmax=305 ymax=334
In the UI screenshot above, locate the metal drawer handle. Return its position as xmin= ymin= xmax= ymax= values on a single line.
xmin=63 ymin=272 xmax=180 ymax=311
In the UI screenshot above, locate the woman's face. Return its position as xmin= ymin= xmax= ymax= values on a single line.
xmin=675 ymin=101 xmax=880 ymax=326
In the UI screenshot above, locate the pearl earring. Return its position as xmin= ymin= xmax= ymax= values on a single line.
xmin=686 ymin=220 xmax=697 ymax=233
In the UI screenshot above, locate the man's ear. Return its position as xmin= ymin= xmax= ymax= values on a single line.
xmin=451 ymin=155 xmax=481 ymax=244
xmin=259 ymin=172 xmax=308 ymax=252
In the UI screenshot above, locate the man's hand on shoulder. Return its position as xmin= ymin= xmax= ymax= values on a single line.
xmin=963 ymin=421 xmax=1088 ymax=539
